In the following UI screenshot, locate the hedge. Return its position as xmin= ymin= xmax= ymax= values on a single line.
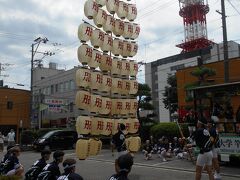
xmin=150 ymin=122 xmax=189 ymax=140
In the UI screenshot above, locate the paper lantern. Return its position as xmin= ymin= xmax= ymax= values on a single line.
xmin=99 ymin=96 xmax=112 ymax=114
xmin=131 ymin=23 xmax=140 ymax=40
xmin=106 ymin=0 xmax=119 ymax=14
xmin=89 ymin=49 xmax=101 ymax=69
xmin=129 ymin=60 xmax=138 ymax=77
xmin=111 ymin=77 xmax=122 ymax=94
xmin=122 ymin=41 xmax=132 ymax=57
xmin=93 ymin=9 xmax=107 ymax=28
xmin=77 ymin=44 xmax=92 ymax=65
xmin=103 ymin=15 xmax=115 ymax=33
xmin=76 ymin=116 xmax=92 ymax=135
xmin=112 ymin=118 xmax=123 ymax=135
xmin=111 ymin=98 xmax=123 ymax=115
xmin=130 ymin=98 xmax=138 ymax=116
xmin=121 ymin=98 xmax=130 ymax=115
xmin=90 ymin=29 xmax=105 ymax=48
xmin=101 ymin=118 xmax=113 ymax=136
xmin=121 ymin=60 xmax=130 ymax=76
xmin=76 ymin=67 xmax=91 ymax=88
xmin=123 ymin=118 xmax=130 ymax=134
xmin=111 ymin=57 xmax=122 ymax=76
xmin=90 ymin=70 xmax=103 ymax=90
xmin=95 ymin=0 xmax=106 ymax=7
xmin=116 ymin=1 xmax=128 ymax=19
xmin=84 ymin=0 xmax=99 ymax=19
xmin=78 ymin=23 xmax=93 ymax=43
xmin=122 ymin=79 xmax=130 ymax=95
xmin=89 ymin=138 xmax=102 ymax=156
xmin=126 ymin=136 xmax=141 ymax=152
xmin=76 ymin=139 xmax=90 ymax=160
xmin=129 ymin=42 xmax=138 ymax=57
xmin=101 ymin=34 xmax=113 ymax=53
xmin=127 ymin=4 xmax=137 ymax=21
xmin=91 ymin=117 xmax=103 ymax=135
xmin=112 ymin=38 xmax=123 ymax=56
xmin=122 ymin=22 xmax=133 ymax=39
xmin=128 ymin=118 xmax=140 ymax=134
xmin=99 ymin=54 xmax=112 ymax=72
xmin=75 ymin=90 xmax=91 ymax=111
xmin=101 ymin=74 xmax=112 ymax=93
xmin=113 ymin=19 xmax=124 ymax=37
xmin=129 ymin=79 xmax=138 ymax=95
xmin=90 ymin=94 xmax=102 ymax=114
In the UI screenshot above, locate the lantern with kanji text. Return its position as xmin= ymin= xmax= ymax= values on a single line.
xmin=112 ymin=38 xmax=123 ymax=56
xmin=101 ymin=74 xmax=112 ymax=93
xmin=76 ymin=67 xmax=91 ymax=89
xmin=84 ymin=0 xmax=99 ymax=19
xmin=131 ymin=23 xmax=140 ymax=40
xmin=128 ymin=118 xmax=140 ymax=134
xmin=129 ymin=42 xmax=138 ymax=57
xmin=101 ymin=118 xmax=113 ymax=136
xmin=103 ymin=15 xmax=115 ymax=33
xmin=99 ymin=54 xmax=112 ymax=72
xmin=111 ymin=77 xmax=122 ymax=94
xmin=111 ymin=57 xmax=122 ymax=76
xmin=78 ymin=23 xmax=93 ymax=43
xmin=93 ymin=9 xmax=107 ymax=28
xmin=122 ymin=41 xmax=132 ymax=57
xmin=116 ymin=1 xmax=128 ymax=19
xmin=127 ymin=4 xmax=137 ymax=21
xmin=122 ymin=22 xmax=133 ymax=39
xmin=129 ymin=98 xmax=138 ymax=116
xmin=129 ymin=79 xmax=138 ymax=95
xmin=99 ymin=96 xmax=112 ymax=114
xmin=95 ymin=0 xmax=106 ymax=7
xmin=106 ymin=0 xmax=119 ymax=14
xmin=75 ymin=90 xmax=91 ymax=111
xmin=90 ymin=29 xmax=105 ymax=48
xmin=90 ymin=94 xmax=103 ymax=114
xmin=77 ymin=44 xmax=92 ymax=65
xmin=101 ymin=33 xmax=113 ymax=53
xmin=91 ymin=117 xmax=103 ymax=135
xmin=90 ymin=70 xmax=103 ymax=90
xmin=76 ymin=115 xmax=92 ymax=135
xmin=113 ymin=19 xmax=124 ymax=37
xmin=129 ymin=60 xmax=138 ymax=77
xmin=88 ymin=49 xmax=101 ymax=69
xmin=121 ymin=59 xmax=130 ymax=77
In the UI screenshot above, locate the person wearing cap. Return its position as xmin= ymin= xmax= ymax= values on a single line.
xmin=41 ymin=150 xmax=64 ymax=179
xmin=111 ymin=123 xmax=128 ymax=158
xmin=108 ymin=153 xmax=133 ymax=180
xmin=57 ymin=158 xmax=83 ymax=180
xmin=192 ymin=117 xmax=214 ymax=180
xmin=207 ymin=120 xmax=221 ymax=180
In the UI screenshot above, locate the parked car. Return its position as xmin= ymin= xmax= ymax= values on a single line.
xmin=33 ymin=130 xmax=78 ymax=151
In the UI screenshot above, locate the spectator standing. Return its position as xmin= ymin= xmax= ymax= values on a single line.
xmin=0 ymin=132 xmax=4 ymax=152
xmin=108 ymin=153 xmax=133 ymax=180
xmin=111 ymin=124 xmax=128 ymax=158
xmin=7 ymin=129 xmax=15 ymax=146
xmin=57 ymin=158 xmax=84 ymax=180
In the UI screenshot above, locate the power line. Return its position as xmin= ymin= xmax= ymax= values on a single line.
xmin=226 ymin=0 xmax=240 ymax=16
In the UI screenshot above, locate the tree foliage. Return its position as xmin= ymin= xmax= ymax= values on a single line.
xmin=162 ymin=74 xmax=178 ymax=114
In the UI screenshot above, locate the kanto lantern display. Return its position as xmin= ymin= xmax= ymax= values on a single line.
xmin=121 ymin=99 xmax=130 ymax=115
xmin=76 ymin=115 xmax=92 ymax=135
xmin=75 ymin=90 xmax=91 ymax=111
xmin=90 ymin=70 xmax=103 ymax=90
xmin=90 ymin=94 xmax=102 ymax=114
xmin=111 ymin=57 xmax=121 ymax=76
xmin=122 ymin=40 xmax=131 ymax=57
xmin=89 ymin=138 xmax=102 ymax=155
xmin=121 ymin=60 xmax=130 ymax=76
xmin=106 ymin=0 xmax=119 ymax=14
xmin=101 ymin=34 xmax=113 ymax=53
xmin=122 ymin=79 xmax=130 ymax=95
xmin=111 ymin=77 xmax=122 ymax=94
xmin=116 ymin=1 xmax=128 ymax=19
xmin=91 ymin=117 xmax=103 ymax=135
xmin=95 ymin=0 xmax=106 ymax=7
xmin=99 ymin=96 xmax=112 ymax=114
xmin=127 ymin=4 xmax=137 ymax=21
xmin=77 ymin=44 xmax=92 ymax=65
xmin=76 ymin=139 xmax=90 ymax=160
xmin=128 ymin=118 xmax=140 ymax=134
xmin=101 ymin=118 xmax=113 ymax=136
xmin=84 ymin=0 xmax=99 ymax=19
xmin=76 ymin=67 xmax=91 ymax=88
xmin=88 ymin=49 xmax=101 ymax=69
xmin=122 ymin=22 xmax=133 ymax=39
xmin=129 ymin=98 xmax=138 ymax=116
xmin=99 ymin=54 xmax=112 ymax=72
xmin=129 ymin=42 xmax=138 ymax=57
xmin=78 ymin=23 xmax=93 ymax=43
xmin=93 ymin=9 xmax=107 ymax=28
xmin=90 ymin=29 xmax=105 ymax=48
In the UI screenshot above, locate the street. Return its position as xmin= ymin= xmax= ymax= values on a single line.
xmin=1 ymin=149 xmax=239 ymax=180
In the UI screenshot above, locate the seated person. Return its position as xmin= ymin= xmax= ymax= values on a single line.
xmin=157 ymin=138 xmax=172 ymax=162
xmin=142 ymin=140 xmax=153 ymax=160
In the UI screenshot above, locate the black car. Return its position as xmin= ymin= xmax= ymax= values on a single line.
xmin=33 ymin=130 xmax=78 ymax=151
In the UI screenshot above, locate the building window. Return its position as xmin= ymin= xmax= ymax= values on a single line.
xmin=65 ymin=81 xmax=69 ymax=91
xmin=51 ymin=85 xmax=54 ymax=94
xmin=170 ymin=64 xmax=185 ymax=71
xmin=7 ymin=101 xmax=13 ymax=109
xmin=60 ymin=83 xmax=64 ymax=92
xmin=70 ymin=80 xmax=75 ymax=90
xmin=55 ymin=84 xmax=58 ymax=92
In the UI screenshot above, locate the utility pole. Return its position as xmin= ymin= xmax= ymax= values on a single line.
xmin=217 ymin=0 xmax=229 ymax=83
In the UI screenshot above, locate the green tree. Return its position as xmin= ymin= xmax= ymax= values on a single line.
xmin=162 ymin=74 xmax=178 ymax=114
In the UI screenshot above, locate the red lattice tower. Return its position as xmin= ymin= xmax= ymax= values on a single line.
xmin=176 ymin=0 xmax=213 ymax=52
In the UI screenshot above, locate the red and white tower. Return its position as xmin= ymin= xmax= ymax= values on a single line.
xmin=176 ymin=0 xmax=213 ymax=52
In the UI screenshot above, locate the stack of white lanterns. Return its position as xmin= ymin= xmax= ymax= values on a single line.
xmin=75 ymin=0 xmax=141 ymax=160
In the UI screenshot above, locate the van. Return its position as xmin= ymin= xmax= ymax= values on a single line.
xmin=33 ymin=130 xmax=78 ymax=151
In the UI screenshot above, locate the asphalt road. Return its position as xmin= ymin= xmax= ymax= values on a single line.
xmin=1 ymin=149 xmax=240 ymax=180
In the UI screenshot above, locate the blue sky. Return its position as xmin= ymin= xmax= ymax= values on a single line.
xmin=0 ymin=0 xmax=239 ymax=89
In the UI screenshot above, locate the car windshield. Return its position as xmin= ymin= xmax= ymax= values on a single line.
xmin=41 ymin=131 xmax=58 ymax=139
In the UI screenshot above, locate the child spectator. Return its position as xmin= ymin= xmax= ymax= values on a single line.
xmin=142 ymin=140 xmax=153 ymax=160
